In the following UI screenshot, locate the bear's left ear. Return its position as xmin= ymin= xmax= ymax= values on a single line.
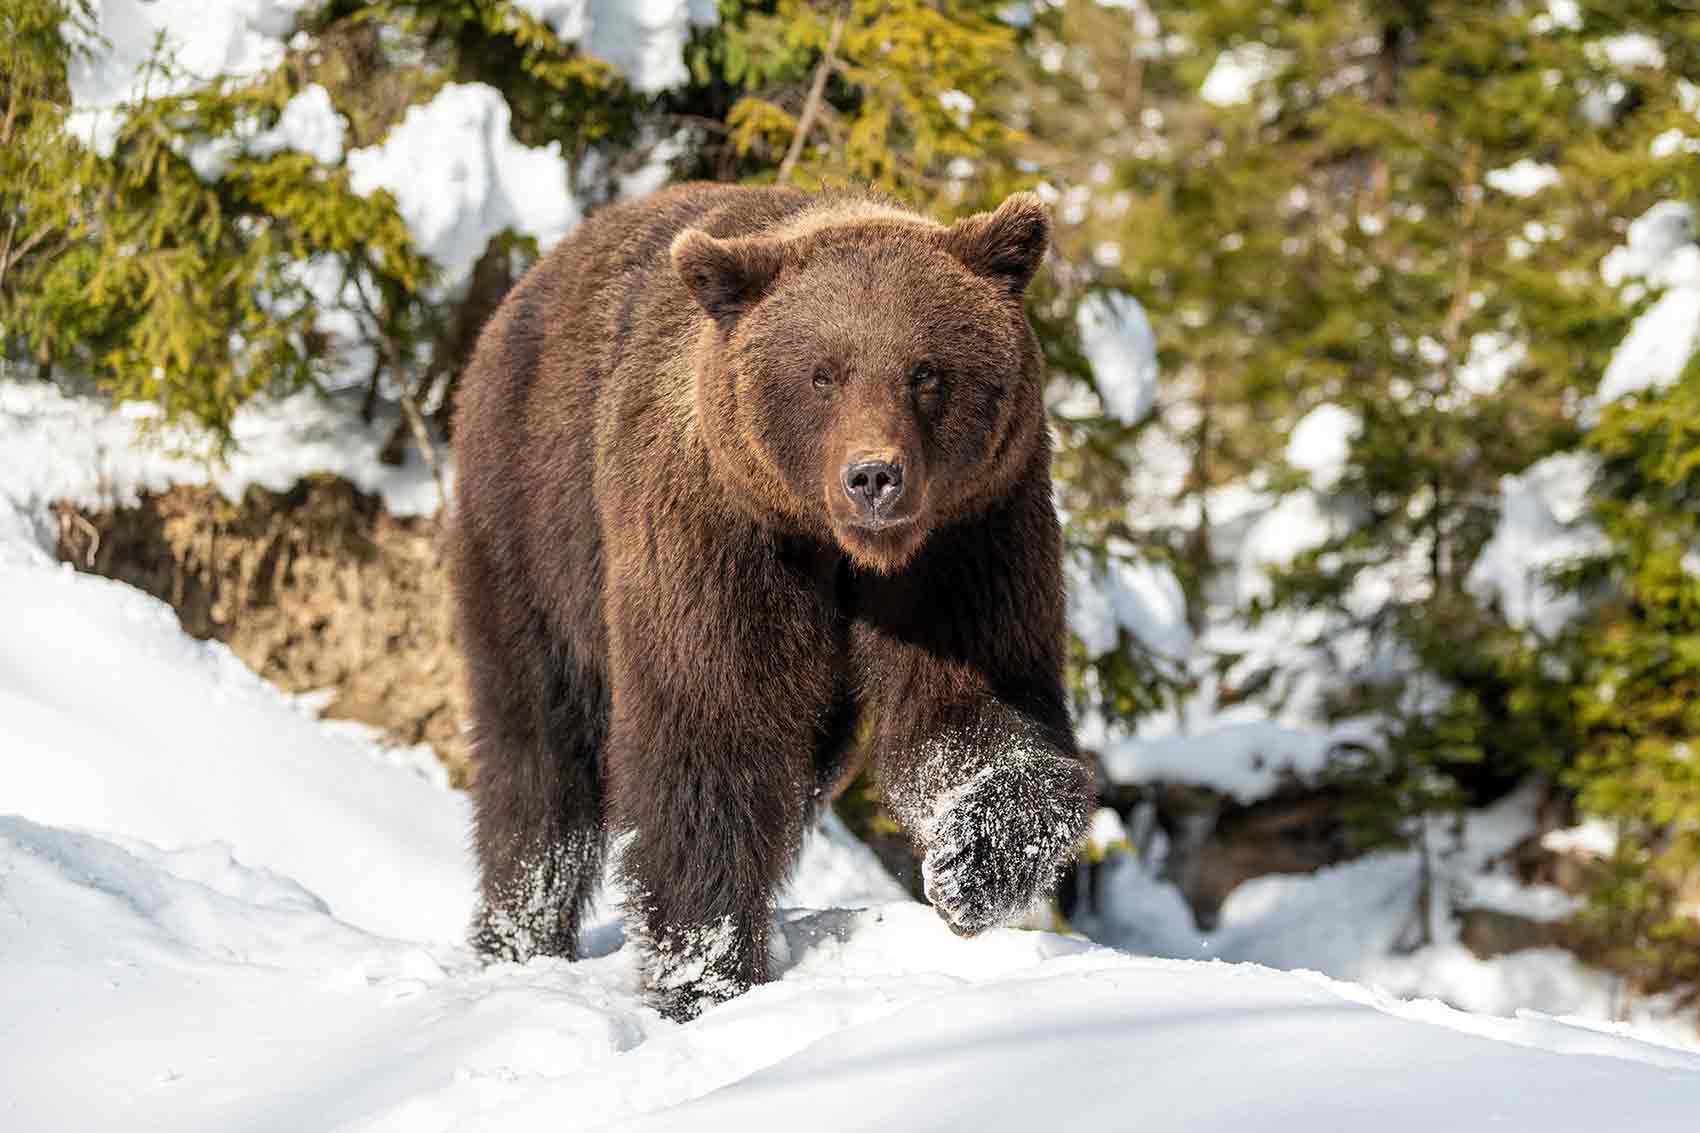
xmin=941 ymin=192 xmax=1051 ymax=295
xmin=672 ymin=230 xmax=787 ymax=329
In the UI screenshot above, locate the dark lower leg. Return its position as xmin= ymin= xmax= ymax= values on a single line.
xmin=471 ymin=752 xmax=603 ymax=961
xmin=612 ymin=755 xmax=807 ymax=1020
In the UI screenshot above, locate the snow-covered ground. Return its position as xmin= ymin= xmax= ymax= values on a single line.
xmin=5 ymin=380 xmax=1700 ymax=1129
xmin=7 ymin=487 xmax=1700 ymax=1131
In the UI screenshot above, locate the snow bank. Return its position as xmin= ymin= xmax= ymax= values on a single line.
xmin=621 ymin=952 xmax=1700 ymax=1132
xmin=8 ymin=739 xmax=1700 ymax=1133
xmin=1082 ymin=786 xmax=1700 ymax=1049
xmin=348 ymin=83 xmax=580 ymax=285
xmin=0 ymin=806 xmax=912 ymax=1132
xmin=1461 ymin=874 xmax=1582 ymax=923
xmin=0 ymin=379 xmax=445 ymax=521
xmin=9 ymin=391 xmax=1700 ymax=1128
xmin=0 ymin=490 xmax=932 ymax=1130
xmin=0 ymin=555 xmax=476 ymax=942
xmin=1098 ymin=716 xmax=1380 ymax=804
xmin=512 ymin=0 xmax=718 ymax=94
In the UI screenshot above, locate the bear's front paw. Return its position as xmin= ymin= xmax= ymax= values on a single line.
xmin=636 ymin=913 xmax=763 ymax=1022
xmin=920 ymin=754 xmax=1092 ymax=937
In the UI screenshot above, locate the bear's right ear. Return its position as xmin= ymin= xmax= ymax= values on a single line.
xmin=671 ymin=230 xmax=787 ymax=329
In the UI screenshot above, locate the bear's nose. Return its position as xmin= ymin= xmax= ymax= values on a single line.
xmin=843 ymin=458 xmax=904 ymax=517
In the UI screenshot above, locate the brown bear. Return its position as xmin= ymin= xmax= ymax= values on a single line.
xmin=450 ymin=182 xmax=1092 ymax=1020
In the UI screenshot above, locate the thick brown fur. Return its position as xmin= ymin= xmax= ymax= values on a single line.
xmin=450 ymin=183 xmax=1093 ymax=1020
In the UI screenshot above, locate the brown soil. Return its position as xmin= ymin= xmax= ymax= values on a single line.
xmin=55 ymin=476 xmax=473 ymax=784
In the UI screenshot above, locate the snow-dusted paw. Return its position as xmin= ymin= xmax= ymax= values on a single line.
xmin=637 ymin=913 xmax=763 ymax=1022
xmin=920 ymin=755 xmax=1092 ymax=937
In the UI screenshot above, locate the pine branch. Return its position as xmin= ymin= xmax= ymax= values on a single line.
xmin=778 ymin=5 xmax=846 ymax=182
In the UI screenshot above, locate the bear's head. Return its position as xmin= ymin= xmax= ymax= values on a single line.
xmin=673 ymin=193 xmax=1051 ymax=573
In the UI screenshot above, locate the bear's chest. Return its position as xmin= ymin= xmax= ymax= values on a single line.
xmin=776 ymin=536 xmax=854 ymax=624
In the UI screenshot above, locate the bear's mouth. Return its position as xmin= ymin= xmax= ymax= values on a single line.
xmin=843 ymin=513 xmax=915 ymax=533
xmin=831 ymin=511 xmax=929 ymax=574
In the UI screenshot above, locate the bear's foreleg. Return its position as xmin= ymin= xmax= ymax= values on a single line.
xmin=853 ymin=474 xmax=1094 ymax=937
xmin=602 ymin=543 xmax=832 ymax=1021
xmin=605 ymin=675 xmax=816 ymax=1019
xmin=881 ymin=703 xmax=1092 ymax=937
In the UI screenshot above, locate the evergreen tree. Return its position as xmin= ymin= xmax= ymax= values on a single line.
xmin=1073 ymin=0 xmax=1670 ymax=815
xmin=1 ymin=0 xmax=427 ymax=441
xmin=1570 ymin=361 xmax=1700 ymax=997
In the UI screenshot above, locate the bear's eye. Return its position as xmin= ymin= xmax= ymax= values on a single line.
xmin=812 ymin=366 xmax=833 ymax=390
xmin=910 ymin=363 xmax=941 ymax=393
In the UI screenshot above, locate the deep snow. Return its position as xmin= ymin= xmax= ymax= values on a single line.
xmin=8 ymin=534 xmax=1700 ymax=1131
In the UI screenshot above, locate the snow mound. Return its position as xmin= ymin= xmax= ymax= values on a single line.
xmin=9 ymin=770 xmax=1700 ymax=1133
xmin=7 ymin=389 xmax=1700 ymax=1127
xmin=620 ymin=952 xmax=1700 ymax=1132
xmin=348 ymin=83 xmax=580 ymax=286
xmin=0 ymin=554 xmax=476 ymax=942
xmin=1098 ymin=716 xmax=1380 ymax=803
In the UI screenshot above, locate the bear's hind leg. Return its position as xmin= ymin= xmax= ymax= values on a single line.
xmin=458 ymin=540 xmax=607 ymax=963
xmin=468 ymin=684 xmax=605 ymax=962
